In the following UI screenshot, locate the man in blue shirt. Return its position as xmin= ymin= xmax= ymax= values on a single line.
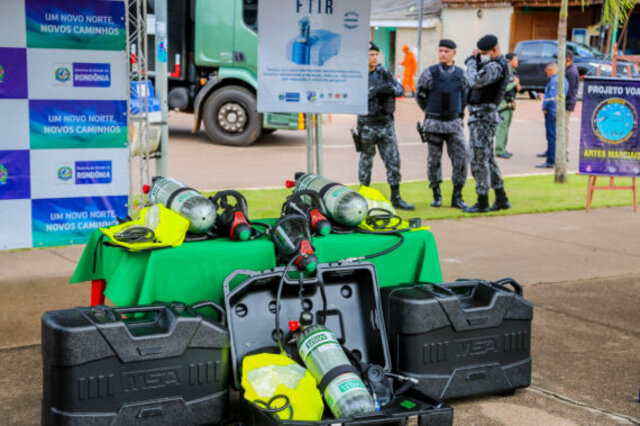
xmin=536 ymin=62 xmax=569 ymax=168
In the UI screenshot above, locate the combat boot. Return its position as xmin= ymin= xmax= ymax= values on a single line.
xmin=463 ymin=194 xmax=490 ymax=213
xmin=489 ymin=188 xmax=511 ymax=211
xmin=390 ymin=185 xmax=415 ymax=211
xmin=451 ymin=186 xmax=468 ymax=210
xmin=430 ymin=186 xmax=442 ymax=208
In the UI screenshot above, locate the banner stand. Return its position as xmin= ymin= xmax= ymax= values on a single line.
xmin=582 ymin=58 xmax=639 ymax=213
xmin=585 ymin=175 xmax=637 ymax=212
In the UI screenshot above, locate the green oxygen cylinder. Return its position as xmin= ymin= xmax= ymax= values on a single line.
xmin=148 ymin=177 xmax=216 ymax=234
xmin=293 ymin=173 xmax=367 ymax=227
xmin=296 ymin=312 xmax=375 ymax=419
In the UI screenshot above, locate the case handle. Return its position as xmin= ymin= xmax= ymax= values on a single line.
xmin=492 ymin=277 xmax=523 ymax=296
xmin=223 ymin=269 xmax=260 ymax=295
xmin=191 ymin=301 xmax=226 ymax=326
xmin=112 ymin=305 xmax=175 ymax=334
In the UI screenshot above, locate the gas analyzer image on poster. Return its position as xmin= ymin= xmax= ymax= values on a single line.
xmin=287 ymin=17 xmax=340 ymax=66
xmin=580 ymin=77 xmax=640 ymax=177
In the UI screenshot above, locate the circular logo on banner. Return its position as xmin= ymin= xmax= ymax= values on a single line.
xmin=0 ymin=64 xmax=5 ymax=83
xmin=0 ymin=164 xmax=8 ymax=185
xmin=57 ymin=166 xmax=73 ymax=181
xmin=55 ymin=67 xmax=71 ymax=83
xmin=591 ymin=98 xmax=638 ymax=144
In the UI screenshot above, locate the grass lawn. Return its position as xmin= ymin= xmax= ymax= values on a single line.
xmin=206 ymin=174 xmax=637 ymax=221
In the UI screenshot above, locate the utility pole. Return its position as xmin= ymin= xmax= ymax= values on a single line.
xmin=417 ymin=0 xmax=424 ymax=70
xmin=554 ymin=0 xmax=568 ymax=183
xmin=154 ymin=0 xmax=169 ymax=176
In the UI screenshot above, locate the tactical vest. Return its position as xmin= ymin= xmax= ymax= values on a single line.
xmin=367 ymin=66 xmax=395 ymax=118
xmin=425 ymin=65 xmax=464 ymax=119
xmin=469 ymin=56 xmax=511 ymax=106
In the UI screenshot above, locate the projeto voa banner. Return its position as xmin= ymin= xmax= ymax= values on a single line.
xmin=0 ymin=0 xmax=128 ymax=250
xmin=580 ymin=77 xmax=640 ymax=177
xmin=257 ymin=0 xmax=371 ymax=114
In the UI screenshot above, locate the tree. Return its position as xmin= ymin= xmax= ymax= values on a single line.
xmin=554 ymin=0 xmax=636 ymax=183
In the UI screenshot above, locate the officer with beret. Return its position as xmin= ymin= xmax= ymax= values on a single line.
xmin=464 ymin=34 xmax=512 ymax=213
xmin=356 ymin=41 xmax=414 ymax=210
xmin=416 ymin=38 xmax=469 ymax=209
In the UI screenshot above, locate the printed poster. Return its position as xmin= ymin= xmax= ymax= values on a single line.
xmin=257 ymin=0 xmax=370 ymax=114
xmin=580 ymin=77 xmax=640 ymax=176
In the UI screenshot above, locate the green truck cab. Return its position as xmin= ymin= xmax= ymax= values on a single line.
xmin=158 ymin=0 xmax=301 ymax=146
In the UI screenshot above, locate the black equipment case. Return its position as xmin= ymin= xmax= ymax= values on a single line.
xmin=41 ymin=301 xmax=230 ymax=425
xmin=382 ymin=278 xmax=533 ymax=401
xmin=223 ymin=262 xmax=453 ymax=425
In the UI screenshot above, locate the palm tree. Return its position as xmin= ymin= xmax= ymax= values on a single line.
xmin=554 ymin=0 xmax=636 ymax=183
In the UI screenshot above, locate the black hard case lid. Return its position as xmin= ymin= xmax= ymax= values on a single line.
xmin=223 ymin=262 xmax=391 ymax=390
xmin=41 ymin=301 xmax=229 ymax=366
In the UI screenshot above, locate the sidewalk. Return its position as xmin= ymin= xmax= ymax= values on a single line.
xmin=1 ymin=207 xmax=639 ymax=424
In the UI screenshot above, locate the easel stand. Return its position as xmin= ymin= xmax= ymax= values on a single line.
xmin=586 ymin=175 xmax=637 ymax=213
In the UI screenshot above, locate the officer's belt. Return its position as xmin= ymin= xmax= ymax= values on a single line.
xmin=358 ymin=115 xmax=392 ymax=125
xmin=425 ymin=112 xmax=463 ymax=121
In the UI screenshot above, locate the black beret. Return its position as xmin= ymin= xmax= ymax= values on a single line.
xmin=439 ymin=39 xmax=457 ymax=49
xmin=477 ymin=34 xmax=498 ymax=51
xmin=369 ymin=41 xmax=380 ymax=52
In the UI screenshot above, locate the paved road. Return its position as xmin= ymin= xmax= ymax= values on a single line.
xmin=132 ymin=97 xmax=582 ymax=191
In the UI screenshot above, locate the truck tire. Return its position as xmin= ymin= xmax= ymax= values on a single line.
xmin=202 ymin=86 xmax=262 ymax=147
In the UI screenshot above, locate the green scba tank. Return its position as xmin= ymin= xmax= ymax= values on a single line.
xmin=296 ymin=319 xmax=374 ymax=419
xmin=293 ymin=173 xmax=368 ymax=227
xmin=149 ymin=177 xmax=216 ymax=234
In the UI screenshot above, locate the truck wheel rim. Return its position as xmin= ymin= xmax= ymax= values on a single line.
xmin=217 ymin=102 xmax=247 ymax=133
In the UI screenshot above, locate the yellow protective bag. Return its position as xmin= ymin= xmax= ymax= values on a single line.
xmin=241 ymin=353 xmax=324 ymax=422
xmin=99 ymin=204 xmax=190 ymax=251
xmin=357 ymin=186 xmax=430 ymax=232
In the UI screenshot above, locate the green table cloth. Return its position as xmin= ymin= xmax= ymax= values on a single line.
xmin=71 ymin=226 xmax=442 ymax=306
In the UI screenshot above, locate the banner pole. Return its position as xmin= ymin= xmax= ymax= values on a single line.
xmin=154 ymin=0 xmax=169 ymax=177
xmin=306 ymin=113 xmax=314 ymax=173
xmin=315 ymin=114 xmax=323 ymax=175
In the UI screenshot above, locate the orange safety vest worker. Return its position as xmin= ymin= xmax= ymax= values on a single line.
xmin=400 ymin=45 xmax=417 ymax=93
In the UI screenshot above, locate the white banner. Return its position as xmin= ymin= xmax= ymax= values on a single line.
xmin=257 ymin=0 xmax=370 ymax=114
xmin=27 ymin=48 xmax=127 ymax=100
xmin=30 ymin=148 xmax=128 ymax=199
xmin=0 ymin=100 xmax=29 ymax=149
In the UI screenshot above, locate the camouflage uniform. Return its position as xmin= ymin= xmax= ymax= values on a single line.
xmin=357 ymin=64 xmax=404 ymax=187
xmin=465 ymin=57 xmax=507 ymax=196
xmin=416 ymin=64 xmax=469 ymax=190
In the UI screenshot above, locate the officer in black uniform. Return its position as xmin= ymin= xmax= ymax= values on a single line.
xmin=356 ymin=42 xmax=414 ymax=210
xmin=416 ymin=39 xmax=469 ymax=209
xmin=464 ymin=34 xmax=512 ymax=213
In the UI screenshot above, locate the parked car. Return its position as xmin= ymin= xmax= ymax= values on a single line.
xmin=514 ymin=40 xmax=639 ymax=97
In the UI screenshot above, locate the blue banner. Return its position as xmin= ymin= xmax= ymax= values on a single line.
xmin=580 ymin=77 xmax=640 ymax=176
xmin=25 ymin=0 xmax=125 ymax=50
xmin=0 ymin=150 xmax=31 ymax=200
xmin=32 ymin=195 xmax=127 ymax=247
xmin=29 ymin=100 xmax=127 ymax=149
xmin=0 ymin=48 xmax=28 ymax=99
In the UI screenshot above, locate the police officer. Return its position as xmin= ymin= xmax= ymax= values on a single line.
xmin=357 ymin=41 xmax=414 ymax=210
xmin=464 ymin=34 xmax=512 ymax=213
xmin=416 ymin=39 xmax=469 ymax=209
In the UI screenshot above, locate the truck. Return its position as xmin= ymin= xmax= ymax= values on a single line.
xmin=146 ymin=0 xmax=302 ymax=146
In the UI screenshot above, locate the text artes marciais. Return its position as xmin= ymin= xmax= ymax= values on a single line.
xmin=41 ymin=13 xmax=119 ymax=35
xmin=296 ymin=0 xmax=334 ymax=14
xmin=587 ymin=85 xmax=640 ymax=96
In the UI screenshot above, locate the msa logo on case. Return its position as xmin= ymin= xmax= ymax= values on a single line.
xmin=455 ymin=336 xmax=498 ymax=358
xmin=122 ymin=367 xmax=181 ymax=393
